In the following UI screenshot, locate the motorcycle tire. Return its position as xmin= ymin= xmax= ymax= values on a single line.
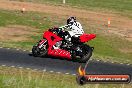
xmin=32 ymin=45 xmax=47 ymax=57
xmin=79 ymin=45 xmax=93 ymax=63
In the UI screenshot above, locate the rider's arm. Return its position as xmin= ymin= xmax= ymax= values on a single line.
xmin=59 ymin=25 xmax=70 ymax=31
xmin=75 ymin=22 xmax=84 ymax=33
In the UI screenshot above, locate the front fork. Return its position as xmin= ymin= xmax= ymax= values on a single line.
xmin=38 ymin=39 xmax=47 ymax=49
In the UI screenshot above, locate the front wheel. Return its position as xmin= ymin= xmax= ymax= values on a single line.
xmin=32 ymin=41 xmax=48 ymax=57
xmin=79 ymin=45 xmax=93 ymax=63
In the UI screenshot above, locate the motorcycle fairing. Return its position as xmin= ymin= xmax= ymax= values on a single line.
xmin=43 ymin=31 xmax=71 ymax=59
xmin=80 ymin=34 xmax=96 ymax=43
xmin=43 ymin=31 xmax=63 ymax=48
xmin=48 ymin=49 xmax=71 ymax=59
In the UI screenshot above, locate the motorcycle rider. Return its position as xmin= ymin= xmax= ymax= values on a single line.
xmin=59 ymin=16 xmax=84 ymax=47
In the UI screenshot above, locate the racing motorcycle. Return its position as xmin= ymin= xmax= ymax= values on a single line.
xmin=32 ymin=27 xmax=96 ymax=63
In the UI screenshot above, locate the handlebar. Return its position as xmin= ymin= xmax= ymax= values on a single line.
xmin=48 ymin=25 xmax=70 ymax=34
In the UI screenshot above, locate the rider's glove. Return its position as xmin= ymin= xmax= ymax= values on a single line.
xmin=59 ymin=26 xmax=66 ymax=31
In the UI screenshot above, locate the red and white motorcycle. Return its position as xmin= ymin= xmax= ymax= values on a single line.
xmin=32 ymin=27 xmax=96 ymax=63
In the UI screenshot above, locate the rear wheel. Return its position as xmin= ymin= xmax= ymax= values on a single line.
xmin=79 ymin=45 xmax=93 ymax=63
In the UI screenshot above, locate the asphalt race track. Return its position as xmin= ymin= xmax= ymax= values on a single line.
xmin=0 ymin=48 xmax=132 ymax=79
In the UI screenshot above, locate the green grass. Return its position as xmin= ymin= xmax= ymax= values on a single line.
xmin=14 ymin=0 xmax=132 ymax=18
xmin=0 ymin=66 xmax=132 ymax=88
xmin=0 ymin=10 xmax=65 ymax=49
xmin=89 ymin=34 xmax=132 ymax=63
xmin=0 ymin=10 xmax=132 ymax=64
xmin=0 ymin=10 xmax=59 ymax=28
